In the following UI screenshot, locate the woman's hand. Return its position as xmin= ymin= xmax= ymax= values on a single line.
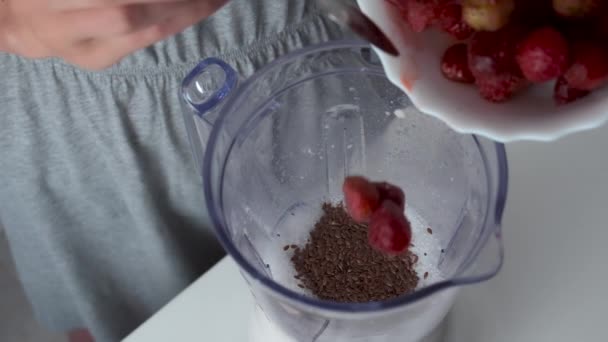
xmin=0 ymin=0 xmax=229 ymax=70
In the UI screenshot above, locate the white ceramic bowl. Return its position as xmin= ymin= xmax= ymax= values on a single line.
xmin=357 ymin=0 xmax=608 ymax=142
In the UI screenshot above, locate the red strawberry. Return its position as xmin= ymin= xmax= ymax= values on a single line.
xmin=437 ymin=3 xmax=474 ymax=40
xmin=342 ymin=176 xmax=381 ymax=223
xmin=516 ymin=27 xmax=570 ymax=83
xmin=442 ymin=43 xmax=476 ymax=83
xmin=368 ymin=201 xmax=412 ymax=255
xmin=476 ymin=72 xmax=527 ymax=102
xmin=563 ymin=41 xmax=608 ymax=90
xmin=554 ymin=76 xmax=591 ymax=105
xmin=374 ymin=182 xmax=406 ymax=211
xmin=468 ymin=27 xmax=528 ymax=102
xmin=468 ymin=26 xmax=526 ymax=79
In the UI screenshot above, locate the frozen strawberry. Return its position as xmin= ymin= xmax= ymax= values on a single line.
xmin=468 ymin=26 xmax=526 ymax=78
xmin=406 ymin=0 xmax=442 ymax=32
xmin=368 ymin=201 xmax=412 ymax=255
xmin=553 ymin=0 xmax=600 ymax=18
xmin=465 ymin=18 xmax=533 ymax=103
xmin=374 ymin=182 xmax=406 ymax=211
xmin=437 ymin=3 xmax=474 ymax=40
xmin=342 ymin=176 xmax=381 ymax=223
xmin=516 ymin=27 xmax=570 ymax=83
xmin=462 ymin=0 xmax=515 ymax=31
xmin=476 ymin=72 xmax=527 ymax=102
xmin=442 ymin=43 xmax=476 ymax=83
xmin=554 ymin=76 xmax=591 ymax=105
xmin=563 ymin=41 xmax=608 ymax=90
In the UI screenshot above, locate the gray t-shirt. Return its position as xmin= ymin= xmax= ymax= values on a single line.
xmin=0 ymin=1 xmax=344 ymax=341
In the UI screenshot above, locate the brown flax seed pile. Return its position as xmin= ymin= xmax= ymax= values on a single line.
xmin=289 ymin=203 xmax=419 ymax=303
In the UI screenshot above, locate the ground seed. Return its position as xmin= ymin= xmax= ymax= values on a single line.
xmin=427 ymin=228 xmax=433 ymax=235
xmin=289 ymin=203 xmax=419 ymax=303
xmin=283 ymin=245 xmax=290 ymax=251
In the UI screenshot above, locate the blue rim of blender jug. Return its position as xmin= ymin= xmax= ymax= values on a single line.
xmin=201 ymin=40 xmax=509 ymax=313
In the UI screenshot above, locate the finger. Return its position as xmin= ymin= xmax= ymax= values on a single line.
xmin=49 ymin=0 xmax=189 ymax=10
xmin=55 ymin=1 xmax=207 ymax=40
xmin=0 ymin=20 xmax=51 ymax=58
xmin=65 ymin=0 xmax=228 ymax=69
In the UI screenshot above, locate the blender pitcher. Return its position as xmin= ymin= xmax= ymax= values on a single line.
xmin=180 ymin=41 xmax=508 ymax=342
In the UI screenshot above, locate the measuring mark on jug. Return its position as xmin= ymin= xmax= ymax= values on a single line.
xmin=311 ymin=320 xmax=331 ymax=342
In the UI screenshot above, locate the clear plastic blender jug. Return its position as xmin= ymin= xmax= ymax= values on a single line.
xmin=180 ymin=41 xmax=508 ymax=342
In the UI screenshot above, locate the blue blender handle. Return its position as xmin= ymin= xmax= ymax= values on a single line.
xmin=180 ymin=58 xmax=238 ymax=176
xmin=181 ymin=58 xmax=238 ymax=122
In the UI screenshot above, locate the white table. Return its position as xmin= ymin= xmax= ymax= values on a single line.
xmin=125 ymin=124 xmax=608 ymax=342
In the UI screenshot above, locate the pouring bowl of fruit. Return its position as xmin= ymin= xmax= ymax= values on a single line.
xmin=181 ymin=41 xmax=508 ymax=341
xmin=358 ymin=0 xmax=608 ymax=142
